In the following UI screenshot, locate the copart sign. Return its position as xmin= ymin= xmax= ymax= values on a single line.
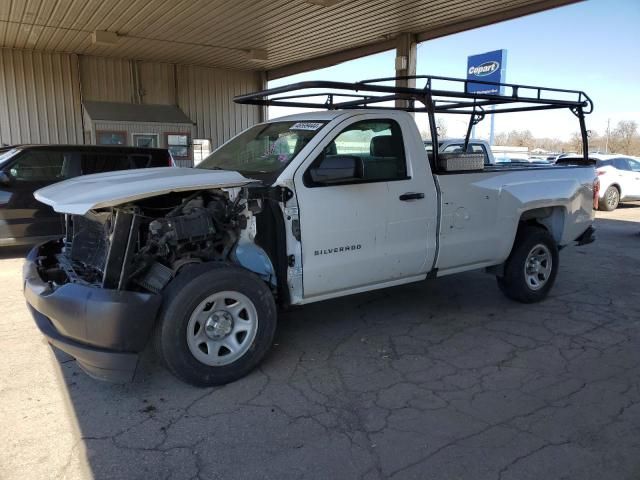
xmin=466 ymin=49 xmax=507 ymax=95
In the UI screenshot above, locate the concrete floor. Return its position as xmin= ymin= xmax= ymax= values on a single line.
xmin=1 ymin=205 xmax=639 ymax=480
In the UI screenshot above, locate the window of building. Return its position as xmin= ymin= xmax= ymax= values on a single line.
xmin=96 ymin=131 xmax=127 ymax=145
xmin=193 ymin=139 xmax=212 ymax=166
xmin=132 ymin=133 xmax=159 ymax=148
xmin=166 ymin=133 xmax=191 ymax=160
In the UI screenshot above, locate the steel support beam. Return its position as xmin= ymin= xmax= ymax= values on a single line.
xmin=266 ymin=0 xmax=582 ymax=81
xmin=394 ymin=33 xmax=417 ymax=109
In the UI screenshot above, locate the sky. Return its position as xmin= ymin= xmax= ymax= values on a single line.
xmin=268 ymin=0 xmax=640 ymax=141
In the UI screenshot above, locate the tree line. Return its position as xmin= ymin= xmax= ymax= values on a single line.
xmin=423 ymin=119 xmax=639 ymax=156
xmin=493 ymin=120 xmax=639 ymax=156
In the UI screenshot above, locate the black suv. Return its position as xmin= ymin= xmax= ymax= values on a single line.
xmin=0 ymin=145 xmax=174 ymax=246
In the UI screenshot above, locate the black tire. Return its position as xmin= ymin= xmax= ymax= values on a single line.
xmin=154 ymin=263 xmax=277 ymax=387
xmin=496 ymin=225 xmax=559 ymax=303
xmin=599 ymin=185 xmax=619 ymax=211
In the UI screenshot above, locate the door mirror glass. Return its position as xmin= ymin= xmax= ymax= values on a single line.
xmin=309 ymin=155 xmax=362 ymax=184
xmin=0 ymin=171 xmax=10 ymax=185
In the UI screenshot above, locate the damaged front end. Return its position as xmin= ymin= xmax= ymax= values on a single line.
xmin=55 ymin=188 xmax=269 ymax=293
xmin=24 ymin=185 xmax=276 ymax=382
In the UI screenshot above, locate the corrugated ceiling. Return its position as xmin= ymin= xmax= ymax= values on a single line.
xmin=0 ymin=0 xmax=578 ymax=74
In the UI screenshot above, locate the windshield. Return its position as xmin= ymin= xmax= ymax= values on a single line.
xmin=198 ymin=121 xmax=327 ymax=176
xmin=0 ymin=148 xmax=19 ymax=168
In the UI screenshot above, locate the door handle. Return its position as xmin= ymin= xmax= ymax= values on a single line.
xmin=399 ymin=192 xmax=425 ymax=201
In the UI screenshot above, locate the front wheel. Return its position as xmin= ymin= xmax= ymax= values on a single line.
xmin=599 ymin=186 xmax=620 ymax=211
xmin=154 ymin=264 xmax=277 ymax=387
xmin=497 ymin=226 xmax=559 ymax=303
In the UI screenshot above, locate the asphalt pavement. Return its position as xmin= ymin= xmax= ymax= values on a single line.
xmin=1 ymin=204 xmax=639 ymax=480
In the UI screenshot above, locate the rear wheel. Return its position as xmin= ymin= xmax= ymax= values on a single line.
xmin=497 ymin=226 xmax=559 ymax=303
xmin=599 ymin=186 xmax=620 ymax=211
xmin=154 ymin=264 xmax=277 ymax=387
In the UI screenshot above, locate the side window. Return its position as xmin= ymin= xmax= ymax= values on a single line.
xmin=597 ymin=159 xmax=612 ymax=168
xmin=628 ymin=159 xmax=640 ymax=172
xmin=613 ymin=158 xmax=630 ymax=171
xmin=441 ymin=144 xmax=464 ymax=154
xmin=310 ymin=119 xmax=407 ymax=185
xmin=8 ymin=150 xmax=65 ymax=181
xmin=81 ymin=152 xmax=131 ymax=174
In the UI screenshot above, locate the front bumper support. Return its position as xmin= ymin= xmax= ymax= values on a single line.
xmin=23 ymin=242 xmax=162 ymax=382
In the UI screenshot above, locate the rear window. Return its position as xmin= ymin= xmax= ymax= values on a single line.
xmin=81 ymin=152 xmax=130 ymax=174
xmin=146 ymin=151 xmax=172 ymax=167
xmin=79 ymin=150 xmax=171 ymax=174
xmin=441 ymin=143 xmax=490 ymax=164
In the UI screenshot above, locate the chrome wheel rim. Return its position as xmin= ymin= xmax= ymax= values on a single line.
xmin=606 ymin=188 xmax=618 ymax=209
xmin=186 ymin=291 xmax=258 ymax=366
xmin=524 ymin=244 xmax=552 ymax=291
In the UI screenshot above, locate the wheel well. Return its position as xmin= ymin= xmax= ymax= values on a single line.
xmin=519 ymin=206 xmax=565 ymax=244
xmin=605 ymin=183 xmax=621 ymax=195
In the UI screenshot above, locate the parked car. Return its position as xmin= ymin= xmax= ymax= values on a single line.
xmin=594 ymin=154 xmax=640 ymax=211
xmin=23 ymin=76 xmax=597 ymax=386
xmin=0 ymin=145 xmax=174 ymax=246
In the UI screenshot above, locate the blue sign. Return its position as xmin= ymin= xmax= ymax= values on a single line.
xmin=467 ymin=49 xmax=507 ymax=95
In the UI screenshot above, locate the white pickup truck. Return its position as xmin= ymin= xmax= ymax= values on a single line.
xmin=23 ymin=76 xmax=597 ymax=386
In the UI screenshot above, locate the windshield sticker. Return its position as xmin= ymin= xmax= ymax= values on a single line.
xmin=290 ymin=122 xmax=323 ymax=131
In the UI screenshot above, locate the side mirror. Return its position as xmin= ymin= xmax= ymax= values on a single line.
xmin=0 ymin=171 xmax=10 ymax=186
xmin=309 ymin=155 xmax=361 ymax=184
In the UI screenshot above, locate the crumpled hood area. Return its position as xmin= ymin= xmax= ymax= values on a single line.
xmin=34 ymin=167 xmax=256 ymax=215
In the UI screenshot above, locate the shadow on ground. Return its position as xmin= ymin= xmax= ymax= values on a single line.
xmin=0 ymin=245 xmax=30 ymax=260
xmin=22 ymin=215 xmax=640 ymax=479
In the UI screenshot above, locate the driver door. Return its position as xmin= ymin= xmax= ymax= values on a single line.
xmin=293 ymin=115 xmax=437 ymax=300
xmin=0 ymin=149 xmax=75 ymax=241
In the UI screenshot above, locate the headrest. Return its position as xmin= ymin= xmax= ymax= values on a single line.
xmin=324 ymin=142 xmax=337 ymax=155
xmin=370 ymin=135 xmax=401 ymax=157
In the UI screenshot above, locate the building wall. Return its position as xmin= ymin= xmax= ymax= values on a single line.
xmin=0 ymin=49 xmax=83 ymax=145
xmin=79 ymin=56 xmax=136 ymax=103
xmin=177 ymin=65 xmax=262 ymax=147
xmin=0 ymin=48 xmax=263 ymax=148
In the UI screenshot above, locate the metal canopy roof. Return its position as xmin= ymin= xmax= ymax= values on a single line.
xmin=0 ymin=0 xmax=579 ymax=75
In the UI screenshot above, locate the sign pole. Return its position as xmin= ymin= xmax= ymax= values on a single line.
xmin=489 ymin=105 xmax=495 ymax=145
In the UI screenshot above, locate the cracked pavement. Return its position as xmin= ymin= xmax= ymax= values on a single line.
xmin=1 ymin=205 xmax=640 ymax=480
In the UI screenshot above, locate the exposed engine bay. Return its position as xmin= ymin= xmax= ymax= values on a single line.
xmin=42 ymin=188 xmax=268 ymax=294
